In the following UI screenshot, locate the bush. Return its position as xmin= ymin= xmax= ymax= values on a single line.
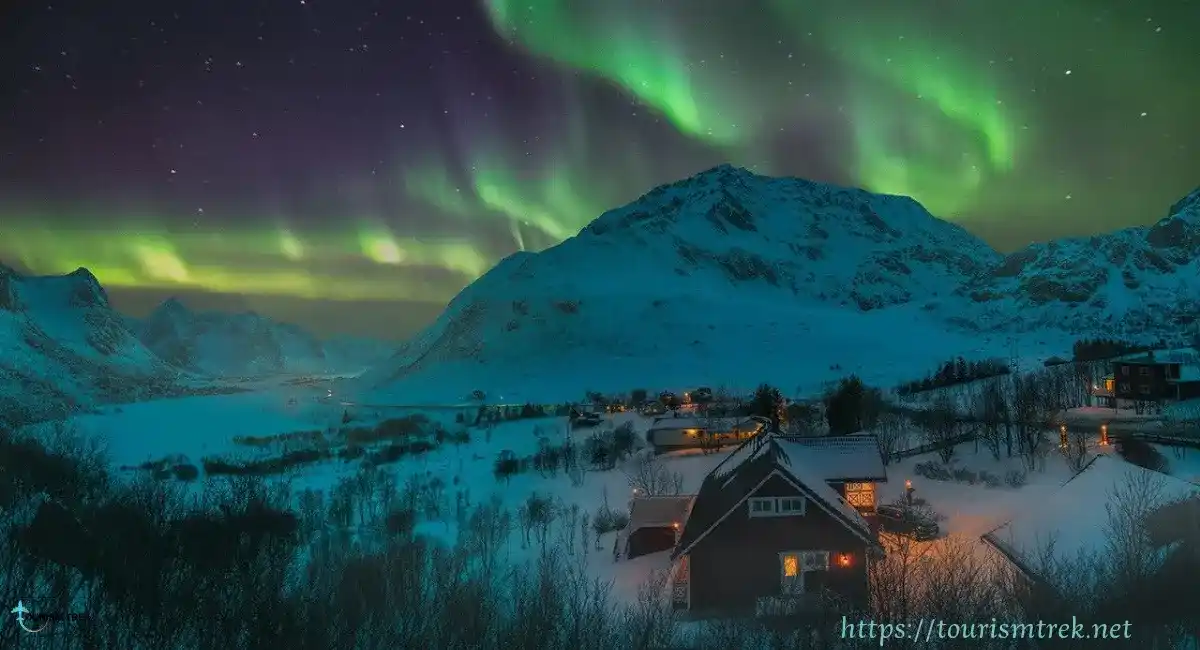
xmin=493 ymin=451 xmax=523 ymax=482
xmin=913 ymin=460 xmax=952 ymax=481
xmin=339 ymin=445 xmax=365 ymax=461
xmin=171 ymin=463 xmax=199 ymax=481
xmin=1004 ymin=469 xmax=1028 ymax=487
xmin=202 ymin=448 xmax=329 ymax=476
xmin=592 ymin=504 xmax=629 ymax=535
xmin=951 ymin=467 xmax=978 ymax=485
xmin=346 ymin=415 xmax=430 ymax=444
xmin=978 ymin=470 xmax=1003 ymax=488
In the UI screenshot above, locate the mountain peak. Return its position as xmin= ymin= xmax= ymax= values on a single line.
xmin=1166 ymin=186 xmax=1200 ymax=221
xmin=62 ymin=267 xmax=109 ymax=308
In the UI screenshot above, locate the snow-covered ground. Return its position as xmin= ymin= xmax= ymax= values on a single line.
xmin=31 ymin=385 xmax=1183 ymax=612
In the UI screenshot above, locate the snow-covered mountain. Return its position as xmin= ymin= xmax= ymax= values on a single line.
xmin=0 ymin=265 xmax=180 ymax=427
xmin=358 ymin=165 xmax=1034 ymax=404
xmin=132 ymin=298 xmax=393 ymax=377
xmin=961 ymin=187 xmax=1200 ymax=335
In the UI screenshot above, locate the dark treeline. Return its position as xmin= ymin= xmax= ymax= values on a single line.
xmin=895 ymin=357 xmax=1010 ymax=396
xmin=1071 ymin=337 xmax=1161 ymax=362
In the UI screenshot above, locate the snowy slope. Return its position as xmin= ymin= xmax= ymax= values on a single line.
xmin=358 ymin=165 xmax=1020 ymax=403
xmin=0 ymin=265 xmax=181 ymax=427
xmin=133 ymin=298 xmax=392 ymax=377
xmin=960 ymin=186 xmax=1200 ymax=338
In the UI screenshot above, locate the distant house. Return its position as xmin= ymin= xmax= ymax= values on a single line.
xmin=667 ymin=433 xmax=884 ymax=617
xmin=1109 ymin=356 xmax=1200 ymax=404
xmin=646 ymin=415 xmax=769 ymax=452
xmin=623 ymin=496 xmax=694 ymax=559
xmin=981 ymin=455 xmax=1200 ymax=589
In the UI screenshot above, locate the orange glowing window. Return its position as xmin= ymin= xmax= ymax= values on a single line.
xmin=845 ymin=482 xmax=875 ymax=508
xmin=783 ymin=554 xmax=799 ymax=578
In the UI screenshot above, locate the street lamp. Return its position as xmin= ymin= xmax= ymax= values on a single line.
xmin=1100 ymin=424 xmax=1109 ymax=447
xmin=904 ymin=479 xmax=913 ymax=506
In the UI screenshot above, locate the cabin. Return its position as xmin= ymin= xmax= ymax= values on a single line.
xmin=981 ymin=455 xmax=1200 ymax=591
xmin=623 ymin=496 xmax=694 ymax=559
xmin=667 ymin=433 xmax=884 ymax=618
xmin=646 ymin=415 xmax=769 ymax=452
xmin=1111 ymin=356 xmax=1200 ymax=403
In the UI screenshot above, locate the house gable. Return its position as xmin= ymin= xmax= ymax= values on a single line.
xmin=672 ymin=446 xmax=880 ymax=562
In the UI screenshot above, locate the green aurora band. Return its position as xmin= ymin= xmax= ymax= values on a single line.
xmin=2 ymin=0 xmax=1193 ymax=309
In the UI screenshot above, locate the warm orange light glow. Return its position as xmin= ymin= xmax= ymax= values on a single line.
xmin=904 ymin=479 xmax=912 ymax=490
xmin=672 ymin=521 xmax=680 ymax=529
xmin=783 ymin=555 xmax=799 ymax=577
xmin=837 ymin=553 xmax=852 ymax=567
xmin=1100 ymin=424 xmax=1109 ymax=446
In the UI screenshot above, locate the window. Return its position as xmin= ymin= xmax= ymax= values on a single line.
xmin=780 ymin=551 xmax=829 ymax=595
xmin=749 ymin=496 xmax=806 ymax=518
xmin=1121 ymin=366 xmax=1130 ymax=376
xmin=779 ymin=497 xmax=806 ymax=514
xmin=1139 ymin=367 xmax=1150 ymax=376
xmin=749 ymin=498 xmax=776 ymax=516
xmin=844 ymin=482 xmax=876 ymax=509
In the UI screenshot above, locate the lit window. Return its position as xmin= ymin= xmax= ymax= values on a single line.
xmin=844 ymin=482 xmax=876 ymax=509
xmin=783 ymin=554 xmax=799 ymax=577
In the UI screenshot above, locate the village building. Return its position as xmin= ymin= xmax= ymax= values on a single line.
xmin=658 ymin=432 xmax=885 ymax=617
xmin=644 ymin=415 xmax=769 ymax=452
xmin=981 ymin=455 xmax=1200 ymax=592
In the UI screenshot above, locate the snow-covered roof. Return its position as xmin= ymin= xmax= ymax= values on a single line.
xmin=982 ymin=455 xmax=1200 ymax=579
xmin=647 ymin=415 xmax=759 ymax=432
xmin=775 ymin=435 xmax=888 ymax=482
xmin=711 ymin=433 xmax=885 ymax=483
xmin=627 ymin=496 xmax=694 ymax=532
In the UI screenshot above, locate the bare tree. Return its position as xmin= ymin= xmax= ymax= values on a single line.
xmin=916 ymin=394 xmax=959 ymax=464
xmin=1060 ymin=426 xmax=1091 ymax=474
xmin=871 ymin=411 xmax=908 ymax=465
xmin=623 ymin=452 xmax=683 ymax=497
xmin=973 ymin=381 xmax=1006 ymax=460
xmin=1011 ymin=371 xmax=1056 ymax=471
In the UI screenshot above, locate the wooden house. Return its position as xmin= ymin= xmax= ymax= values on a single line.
xmin=1111 ymin=356 xmax=1200 ymax=403
xmin=646 ymin=415 xmax=769 ymax=452
xmin=667 ymin=433 xmax=884 ymax=617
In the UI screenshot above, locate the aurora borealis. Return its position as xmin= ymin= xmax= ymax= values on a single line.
xmin=2 ymin=0 xmax=1197 ymax=337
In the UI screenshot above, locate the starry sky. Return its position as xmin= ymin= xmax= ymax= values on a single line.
xmin=2 ymin=0 xmax=1198 ymax=339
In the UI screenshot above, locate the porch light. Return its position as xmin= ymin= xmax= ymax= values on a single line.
xmin=672 ymin=521 xmax=680 ymax=529
xmin=837 ymin=553 xmax=852 ymax=568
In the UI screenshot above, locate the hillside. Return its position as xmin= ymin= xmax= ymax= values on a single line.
xmin=961 ymin=186 xmax=1200 ymax=335
xmin=133 ymin=298 xmax=393 ymax=377
xmin=0 ymin=265 xmax=181 ymax=427
xmin=358 ymin=165 xmax=1039 ymax=403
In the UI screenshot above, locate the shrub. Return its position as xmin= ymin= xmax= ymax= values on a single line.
xmin=979 ymin=470 xmax=1003 ymax=488
xmin=951 ymin=467 xmax=978 ymax=485
xmin=171 ymin=463 xmax=200 ymax=481
xmin=592 ymin=504 xmax=629 ymax=535
xmin=339 ymin=445 xmax=365 ymax=461
xmin=913 ymin=460 xmax=952 ymax=481
xmin=202 ymin=448 xmax=328 ymax=476
xmin=493 ymin=451 xmax=523 ymax=482
xmin=346 ymin=415 xmax=430 ymax=444
xmin=1004 ymin=469 xmax=1028 ymax=487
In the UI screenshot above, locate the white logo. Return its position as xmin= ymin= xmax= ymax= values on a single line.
xmin=10 ymin=601 xmax=48 ymax=633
